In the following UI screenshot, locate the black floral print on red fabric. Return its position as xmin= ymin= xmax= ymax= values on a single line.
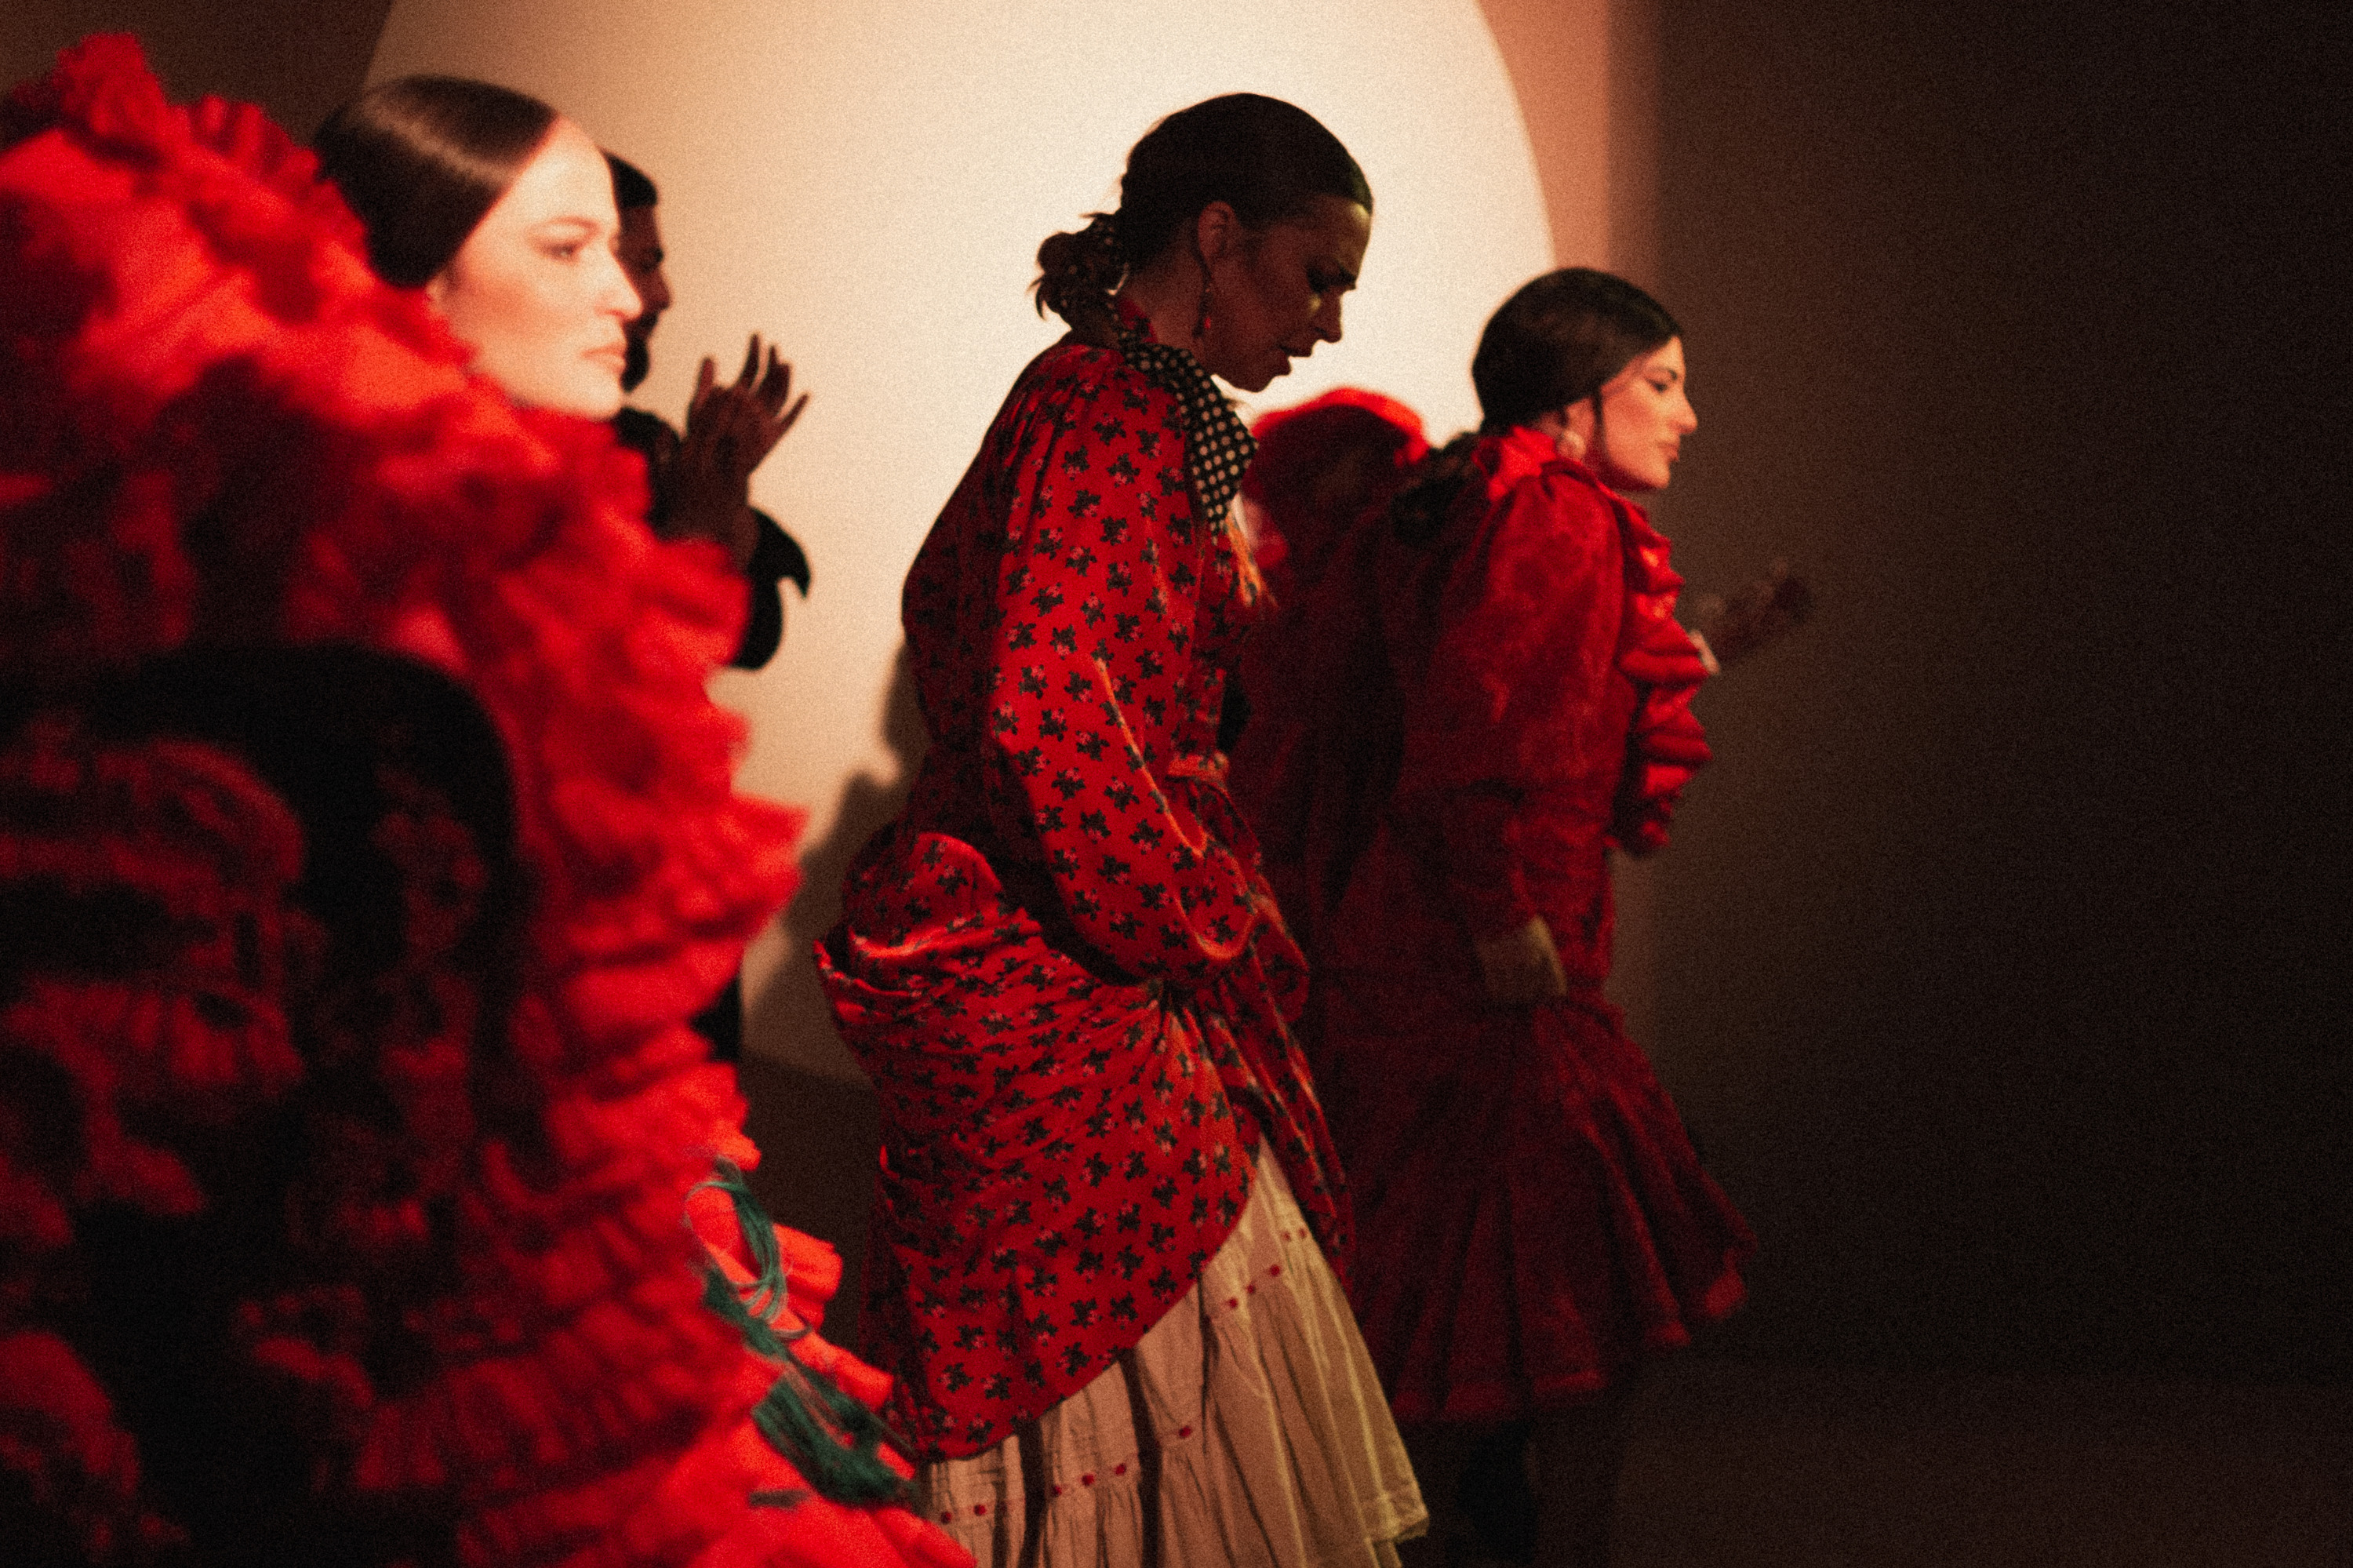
xmin=821 ymin=334 xmax=1349 ymax=1461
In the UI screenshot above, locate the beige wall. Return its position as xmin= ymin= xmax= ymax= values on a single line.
xmin=366 ymin=0 xmax=1584 ymax=1337
xmin=368 ymin=0 xmax=1563 ymax=1089
xmin=1474 ymin=0 xmax=1642 ymax=275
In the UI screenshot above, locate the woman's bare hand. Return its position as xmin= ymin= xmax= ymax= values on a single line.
xmin=1475 ymin=916 xmax=1569 ymax=1006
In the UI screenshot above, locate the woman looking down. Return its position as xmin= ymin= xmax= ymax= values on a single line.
xmin=818 ymin=93 xmax=1424 ymax=1568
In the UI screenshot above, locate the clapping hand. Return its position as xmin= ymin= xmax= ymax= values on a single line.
xmin=1689 ymin=558 xmax=1815 ymax=669
xmin=665 ymin=334 xmax=809 ymax=569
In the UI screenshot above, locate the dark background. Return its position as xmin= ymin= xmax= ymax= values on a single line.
xmin=1644 ymin=0 xmax=2351 ymax=1381
xmin=2 ymin=0 xmax=391 ymax=143
xmin=8 ymin=0 xmax=2346 ymax=1386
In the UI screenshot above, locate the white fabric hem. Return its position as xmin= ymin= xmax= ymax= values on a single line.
xmin=915 ymin=1143 xmax=1426 ymax=1567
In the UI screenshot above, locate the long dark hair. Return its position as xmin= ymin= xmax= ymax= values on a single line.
xmin=1392 ymin=268 xmax=1681 ymax=543
xmin=1033 ymin=93 xmax=1370 ymax=339
xmin=314 ymin=76 xmax=558 ymax=288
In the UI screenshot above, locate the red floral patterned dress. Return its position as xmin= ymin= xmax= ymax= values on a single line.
xmin=0 ymin=38 xmax=965 ymax=1567
xmin=1311 ymin=424 xmax=1756 ymax=1423
xmin=818 ymin=314 xmax=1350 ymax=1461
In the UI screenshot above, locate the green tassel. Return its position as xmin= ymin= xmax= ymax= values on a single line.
xmin=690 ymin=1161 xmax=912 ymax=1508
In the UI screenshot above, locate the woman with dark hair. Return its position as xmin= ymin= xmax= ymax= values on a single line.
xmin=0 ymin=38 xmax=962 ymax=1568
xmin=315 ymin=75 xmax=636 ymax=418
xmin=318 ymin=79 xmax=807 ymax=1066
xmin=1300 ymin=269 xmax=1762 ymax=1566
xmin=315 ymin=77 xmax=801 ymax=480
xmin=313 ymin=77 xmax=555 ymax=285
xmin=818 ymin=93 xmax=1424 ymax=1566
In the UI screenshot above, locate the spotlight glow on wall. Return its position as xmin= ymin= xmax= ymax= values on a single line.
xmin=371 ymin=0 xmax=1556 ymax=1073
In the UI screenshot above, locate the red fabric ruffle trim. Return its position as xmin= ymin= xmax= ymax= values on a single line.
xmin=1607 ymin=493 xmax=1711 ymax=854
xmin=1476 ymin=427 xmax=1711 ymax=853
xmin=1 ymin=36 xmax=964 ymax=1568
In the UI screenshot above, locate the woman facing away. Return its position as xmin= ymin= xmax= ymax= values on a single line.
xmin=1293 ymin=270 xmax=1762 ymax=1567
xmin=0 ymin=41 xmax=963 ymax=1566
xmin=816 ymin=93 xmax=1425 ymax=1567
xmin=1225 ymin=388 xmax=1430 ymax=962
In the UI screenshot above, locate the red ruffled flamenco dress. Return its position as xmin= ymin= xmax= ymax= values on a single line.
xmin=1297 ymin=417 xmax=1756 ymax=1423
xmin=1227 ymin=389 xmax=1427 ymax=962
xmin=0 ymin=37 xmax=967 ymax=1568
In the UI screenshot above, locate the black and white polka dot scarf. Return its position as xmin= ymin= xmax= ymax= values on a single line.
xmin=1117 ymin=322 xmax=1257 ymax=522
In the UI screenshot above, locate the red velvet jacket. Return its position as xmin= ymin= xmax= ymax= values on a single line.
xmin=1322 ymin=427 xmax=1712 ymax=1002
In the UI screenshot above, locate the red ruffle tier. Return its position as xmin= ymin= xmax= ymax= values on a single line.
xmin=0 ymin=35 xmax=965 ymax=1568
xmin=1318 ymin=983 xmax=1752 ymax=1423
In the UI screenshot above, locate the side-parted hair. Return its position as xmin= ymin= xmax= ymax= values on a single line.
xmin=1391 ymin=268 xmax=1682 ymax=543
xmin=314 ymin=76 xmax=558 ymax=288
xmin=1034 ymin=93 xmax=1369 ymax=338
xmin=1472 ymin=267 xmax=1680 ymax=433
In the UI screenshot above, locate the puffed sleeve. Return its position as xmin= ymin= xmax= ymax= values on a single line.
xmin=976 ymin=357 xmax=1275 ymax=985
xmin=1396 ymin=470 xmax=1624 ymax=939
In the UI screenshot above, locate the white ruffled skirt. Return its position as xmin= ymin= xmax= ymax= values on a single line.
xmin=912 ymin=1143 xmax=1427 ymax=1566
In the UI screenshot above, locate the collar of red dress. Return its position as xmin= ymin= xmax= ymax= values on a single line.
xmin=1482 ymin=423 xmax=1572 ymax=497
xmin=1479 ymin=424 xmax=1685 ymax=593
xmin=1107 ymin=295 xmax=1256 ymax=522
xmin=1112 ymin=293 xmax=1155 ymax=338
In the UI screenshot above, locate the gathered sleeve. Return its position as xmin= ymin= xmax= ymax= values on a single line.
xmin=974 ymin=355 xmax=1274 ymax=986
xmin=1395 ymin=469 xmax=1627 ymax=940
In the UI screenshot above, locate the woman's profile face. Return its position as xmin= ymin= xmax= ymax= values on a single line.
xmin=425 ymin=118 xmax=640 ymax=418
xmin=1200 ymin=194 xmax=1372 ymax=393
xmin=1590 ymin=337 xmax=1696 ymax=493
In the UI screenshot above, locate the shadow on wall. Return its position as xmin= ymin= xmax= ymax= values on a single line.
xmin=740 ymin=644 xmax=925 ymax=1352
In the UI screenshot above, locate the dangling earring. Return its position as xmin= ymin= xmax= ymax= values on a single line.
xmin=1192 ymin=238 xmax=1214 ymax=344
xmin=1542 ymin=403 xmax=1584 ymax=460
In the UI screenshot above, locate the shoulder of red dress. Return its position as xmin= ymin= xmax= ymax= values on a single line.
xmin=1485 ymin=442 xmax=1614 ymax=519
xmin=1016 ymin=338 xmax=1181 ymax=414
xmin=1476 ymin=427 xmax=1595 ymax=500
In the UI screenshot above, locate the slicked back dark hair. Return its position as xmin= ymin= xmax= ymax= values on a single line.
xmin=314 ymin=75 xmax=557 ymax=288
xmin=1471 ymin=267 xmax=1680 ymax=433
xmin=1034 ymin=93 xmax=1369 ymax=337
xmin=606 ymin=151 xmax=657 ymax=212
xmin=1388 ymin=268 xmax=1683 ymax=544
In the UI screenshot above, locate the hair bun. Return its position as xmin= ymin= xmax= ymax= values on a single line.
xmin=1388 ymin=431 xmax=1485 ymax=547
xmin=1033 ymin=211 xmax=1126 ymax=333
